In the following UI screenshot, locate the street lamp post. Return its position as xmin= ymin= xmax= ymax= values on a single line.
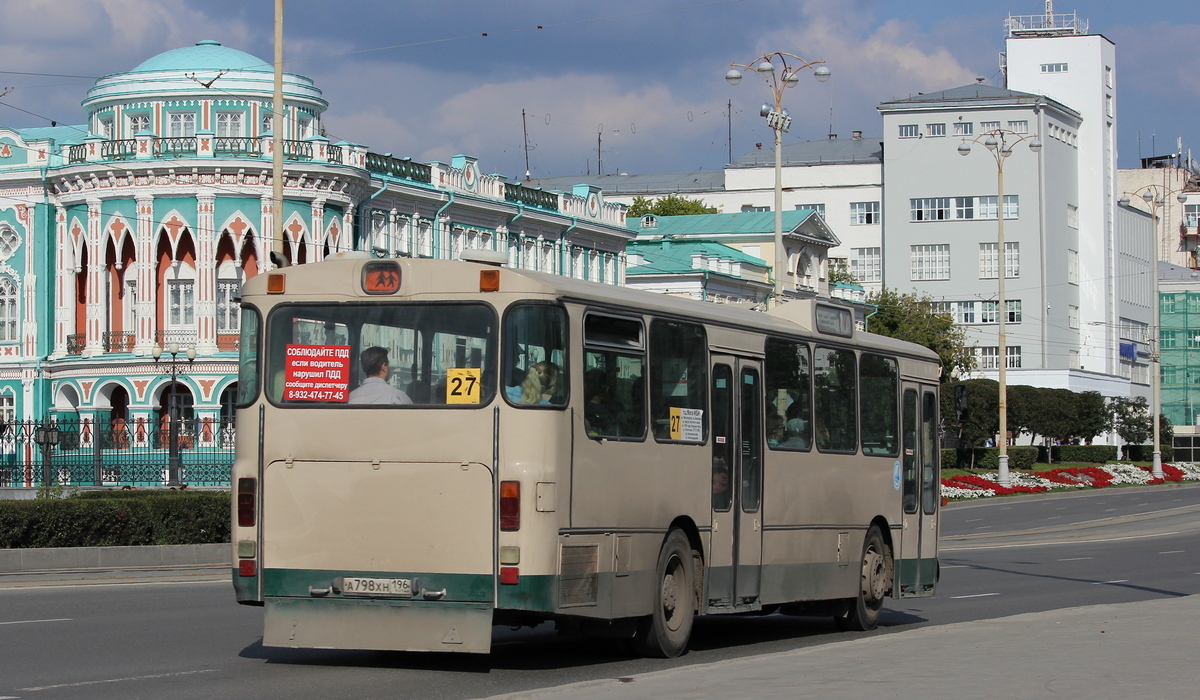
xmin=1118 ymin=186 xmax=1188 ymax=480
xmin=958 ymin=129 xmax=1042 ymax=488
xmin=152 ymin=341 xmax=196 ymax=487
xmin=726 ymin=52 xmax=829 ymax=302
xmin=33 ymin=424 xmax=60 ymax=489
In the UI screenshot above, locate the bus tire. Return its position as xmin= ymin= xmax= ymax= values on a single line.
xmin=835 ymin=525 xmax=890 ymax=632
xmin=632 ymin=529 xmax=695 ymax=658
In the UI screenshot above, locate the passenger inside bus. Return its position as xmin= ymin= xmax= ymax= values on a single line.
xmin=349 ymin=347 xmax=413 ymax=405
xmin=505 ymin=361 xmax=560 ymax=404
xmin=584 ymin=369 xmax=622 ymax=436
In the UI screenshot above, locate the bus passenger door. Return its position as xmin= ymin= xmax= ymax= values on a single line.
xmin=708 ymin=358 xmax=764 ymax=610
xmin=898 ymin=385 xmax=939 ymax=597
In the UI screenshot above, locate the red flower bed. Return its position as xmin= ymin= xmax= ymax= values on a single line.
xmin=945 ymin=474 xmax=1046 ymax=495
xmin=1160 ymin=464 xmax=1185 ymax=482
xmin=1041 ymin=466 xmax=1114 ymax=488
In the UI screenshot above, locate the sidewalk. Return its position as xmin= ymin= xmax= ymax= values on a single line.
xmin=486 ymin=594 xmax=1200 ymax=700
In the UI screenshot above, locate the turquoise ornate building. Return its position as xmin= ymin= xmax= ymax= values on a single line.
xmin=0 ymin=41 xmax=631 ymax=481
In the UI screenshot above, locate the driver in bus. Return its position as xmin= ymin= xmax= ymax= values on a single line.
xmin=349 ymin=347 xmax=412 ymax=405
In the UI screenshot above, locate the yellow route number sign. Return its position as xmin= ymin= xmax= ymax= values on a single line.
xmin=446 ymin=368 xmax=482 ymax=404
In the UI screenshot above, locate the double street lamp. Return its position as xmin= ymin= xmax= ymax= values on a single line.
xmin=726 ymin=52 xmax=830 ymax=301
xmin=1118 ymin=186 xmax=1188 ymax=480
xmin=958 ymin=129 xmax=1042 ymax=487
xmin=153 ymin=341 xmax=196 ymax=487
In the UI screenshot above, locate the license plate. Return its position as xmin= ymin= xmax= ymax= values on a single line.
xmin=339 ymin=576 xmax=413 ymax=598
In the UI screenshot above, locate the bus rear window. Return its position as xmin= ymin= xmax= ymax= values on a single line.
xmin=265 ymin=303 xmax=496 ymax=407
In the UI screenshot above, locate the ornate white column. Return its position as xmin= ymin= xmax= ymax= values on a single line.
xmin=20 ymin=204 xmax=37 ymax=358
xmin=134 ymin=195 xmax=156 ymax=354
xmin=51 ymin=206 xmax=72 ymax=359
xmin=259 ymin=195 xmax=274 ymax=273
xmin=341 ymin=209 xmax=353 ymax=255
xmin=310 ymin=199 xmax=325 ymax=262
xmin=194 ymin=193 xmax=218 ymax=354
xmin=84 ymin=198 xmax=104 ymax=355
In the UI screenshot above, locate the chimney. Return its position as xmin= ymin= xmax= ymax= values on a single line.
xmin=852 ymin=130 xmax=863 ymax=140
xmin=828 ymin=133 xmax=837 ymax=140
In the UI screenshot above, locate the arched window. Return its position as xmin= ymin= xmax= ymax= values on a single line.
xmin=0 ymin=276 xmax=17 ymax=342
xmin=216 ymin=261 xmax=241 ymax=336
xmin=0 ymin=223 xmax=19 ymax=259
xmin=166 ymin=264 xmax=196 ymax=331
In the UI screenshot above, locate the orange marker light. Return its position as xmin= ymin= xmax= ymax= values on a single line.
xmin=480 ymin=269 xmax=500 ymax=292
xmin=266 ymin=273 xmax=286 ymax=294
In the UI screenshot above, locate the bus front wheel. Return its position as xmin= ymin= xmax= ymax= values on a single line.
xmin=632 ymin=529 xmax=695 ymax=658
xmin=835 ymin=525 xmax=890 ymax=632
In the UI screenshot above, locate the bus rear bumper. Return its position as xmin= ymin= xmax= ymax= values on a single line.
xmin=263 ymin=598 xmax=494 ymax=654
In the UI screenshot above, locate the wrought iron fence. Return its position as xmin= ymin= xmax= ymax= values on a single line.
xmin=66 ymin=334 xmax=85 ymax=355
xmin=155 ymin=330 xmax=198 ymax=347
xmin=102 ymin=331 xmax=136 ymax=353
xmin=101 ymin=139 xmax=138 ymax=160
xmin=364 ymin=152 xmax=433 ymax=183
xmin=213 ymin=137 xmax=259 ymax=156
xmin=156 ymin=137 xmax=198 ymax=157
xmin=283 ymin=140 xmax=313 ymax=160
xmin=327 ymin=144 xmax=344 ymax=164
xmin=68 ymin=144 xmax=88 ymax=164
xmin=505 ymin=182 xmax=560 ymax=212
xmin=0 ymin=416 xmax=235 ymax=488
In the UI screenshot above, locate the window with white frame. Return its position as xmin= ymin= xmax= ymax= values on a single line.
xmin=216 ymin=112 xmax=243 ymax=137
xmin=1003 ymin=195 xmax=1020 ymax=219
xmin=979 ymin=242 xmax=1019 ymax=278
xmin=166 ymin=265 xmax=196 ymax=329
xmin=1105 ymin=66 xmax=1113 ymax=88
xmin=0 ymin=276 xmax=17 ymax=342
xmin=930 ymin=301 xmax=951 ymax=316
xmin=953 ymin=301 xmax=976 ymax=324
xmin=954 ymin=122 xmax=974 ymax=136
xmin=1131 ymin=363 xmax=1149 ymax=385
xmin=849 ymin=201 xmax=880 ymax=225
xmin=910 ymin=197 xmax=951 ymax=221
xmin=1006 ymin=346 xmax=1022 ymax=368
xmin=980 ymin=121 xmax=1000 ymax=132
xmin=1067 ymin=204 xmax=1079 ymax=229
xmin=1185 ymin=204 xmax=1200 ymax=228
xmin=911 ymin=244 xmax=950 ymax=280
xmin=99 ymin=117 xmax=113 ymax=139
xmin=128 ymin=113 xmax=150 ymax=135
xmin=927 ymin=123 xmax=946 ymax=137
xmin=1007 ymin=120 xmax=1029 ymax=134
xmin=741 ymin=205 xmax=770 ymax=213
xmin=954 ymin=197 xmax=974 ymax=220
xmin=849 ymin=247 xmax=881 ymax=283
xmin=261 ymin=113 xmax=273 ymax=134
xmin=0 ymin=392 xmax=12 ymax=424
xmin=1005 ymin=300 xmax=1022 ymax=323
xmin=1105 ymin=95 xmax=1113 ymax=118
xmin=1068 ymin=249 xmax=1079 ymax=284
xmin=1040 ymin=63 xmax=1068 ymax=73
xmin=1069 ymin=349 xmax=1081 ymax=369
xmin=168 ymin=112 xmax=196 ymax=138
xmin=980 ymin=301 xmax=997 ymax=324
xmin=796 ymin=203 xmax=825 ymax=217
xmin=1162 ymin=330 xmax=1178 ymax=349
xmin=0 ymin=224 xmax=18 ymax=260
xmin=976 ymin=195 xmax=1019 ymax=220
xmin=296 ymin=115 xmax=313 ymax=139
xmin=899 ymin=124 xmax=919 ymax=138
xmin=216 ymin=262 xmax=240 ymax=334
xmin=978 ymin=346 xmax=999 ymax=369
xmin=1068 ymin=305 xmax=1080 ymax=329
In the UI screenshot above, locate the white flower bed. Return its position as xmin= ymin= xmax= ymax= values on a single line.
xmin=1173 ymin=463 xmax=1200 ymax=479
xmin=1102 ymin=463 xmax=1159 ymax=485
xmin=942 ymin=461 xmax=1200 ymax=500
xmin=941 ymin=485 xmax=995 ymax=499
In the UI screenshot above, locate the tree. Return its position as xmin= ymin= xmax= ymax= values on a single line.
xmin=1005 ymin=384 xmax=1041 ymax=444
xmin=866 ymin=287 xmax=975 ymax=381
xmin=1074 ymin=391 xmax=1109 ymax=443
xmin=625 ymin=194 xmax=716 ymax=217
xmin=940 ymin=379 xmax=998 ymax=449
xmin=828 ymin=260 xmax=858 ymax=286
xmin=1107 ymin=396 xmax=1152 ymax=458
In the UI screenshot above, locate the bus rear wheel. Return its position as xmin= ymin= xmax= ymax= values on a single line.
xmin=835 ymin=526 xmax=891 ymax=632
xmin=632 ymin=529 xmax=695 ymax=658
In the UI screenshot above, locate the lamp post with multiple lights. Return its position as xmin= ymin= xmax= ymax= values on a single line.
xmin=957 ymin=128 xmax=1042 ymax=487
xmin=726 ymin=52 xmax=829 ymax=302
xmin=152 ymin=341 xmax=196 ymax=487
xmin=1118 ymin=185 xmax=1188 ymax=480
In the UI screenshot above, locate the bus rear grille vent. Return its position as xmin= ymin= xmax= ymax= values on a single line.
xmin=559 ymin=544 xmax=599 ymax=606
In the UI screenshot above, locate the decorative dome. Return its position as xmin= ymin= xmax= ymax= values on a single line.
xmin=131 ymin=40 xmax=271 ymax=73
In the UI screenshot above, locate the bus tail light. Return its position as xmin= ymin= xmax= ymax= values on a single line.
xmin=238 ymin=559 xmax=257 ymax=577
xmin=480 ymin=269 xmax=500 ymax=292
xmin=237 ymin=477 xmax=256 ymax=527
xmin=500 ymin=481 xmax=520 ymax=531
xmin=499 ymin=567 xmax=519 ymax=585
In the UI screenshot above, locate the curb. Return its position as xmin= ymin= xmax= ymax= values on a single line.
xmin=0 ymin=543 xmax=229 ymax=574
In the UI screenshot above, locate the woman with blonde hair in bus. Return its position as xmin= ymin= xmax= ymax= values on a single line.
xmin=509 ymin=361 xmax=560 ymax=404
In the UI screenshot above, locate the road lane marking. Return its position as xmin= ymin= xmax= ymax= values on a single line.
xmin=0 ymin=618 xmax=71 ymax=626
xmin=965 ymin=518 xmax=983 ymax=523
xmin=1046 ymin=516 xmax=1061 ymax=519
xmin=943 ymin=530 xmax=1190 ymax=551
xmin=19 ymin=669 xmax=214 ymax=691
xmin=940 ymin=565 xmax=968 ymax=569
xmin=1058 ymin=557 xmax=1093 ymax=561
xmin=950 ymin=593 xmax=1000 ymax=599
xmin=1159 ymin=550 xmax=1184 ymax=554
xmin=1092 ymin=580 xmax=1129 ymax=585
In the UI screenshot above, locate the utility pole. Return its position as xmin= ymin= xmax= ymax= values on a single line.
xmin=522 ymin=109 xmax=531 ymax=179
xmin=271 ymin=0 xmax=284 ymax=266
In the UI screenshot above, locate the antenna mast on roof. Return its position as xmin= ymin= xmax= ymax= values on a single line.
xmin=522 ymin=109 xmax=530 ymax=179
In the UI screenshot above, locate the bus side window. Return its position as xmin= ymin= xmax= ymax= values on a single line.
xmin=582 ymin=313 xmax=645 ymax=439
xmin=764 ymin=338 xmax=811 ymax=451
xmin=502 ymin=304 xmax=569 ymax=407
xmin=814 ymin=347 xmax=857 ymax=453
xmin=649 ymin=320 xmax=707 ymax=443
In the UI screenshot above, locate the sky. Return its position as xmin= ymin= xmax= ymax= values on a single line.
xmin=1 ymin=0 xmax=1197 ymax=180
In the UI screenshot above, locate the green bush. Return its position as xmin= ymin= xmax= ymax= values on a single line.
xmin=941 ymin=448 xmax=959 ymax=469
xmin=0 ymin=491 xmax=230 ymax=548
xmin=966 ymin=446 xmax=1038 ymax=471
xmin=1050 ymin=445 xmax=1118 ymax=464
xmin=1122 ymin=444 xmax=1175 ymax=462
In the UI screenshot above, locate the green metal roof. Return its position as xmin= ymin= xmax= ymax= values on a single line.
xmin=627 ymin=210 xmax=818 ymax=236
xmin=131 ymin=40 xmax=271 ymax=73
xmin=627 ymin=239 xmax=767 ymax=276
xmin=13 ymin=125 xmax=87 ymax=145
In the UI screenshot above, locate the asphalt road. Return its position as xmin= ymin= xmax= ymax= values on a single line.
xmin=2 ymin=483 xmax=1198 ymax=700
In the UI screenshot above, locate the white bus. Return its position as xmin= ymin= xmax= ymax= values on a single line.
xmin=231 ymin=254 xmax=941 ymax=657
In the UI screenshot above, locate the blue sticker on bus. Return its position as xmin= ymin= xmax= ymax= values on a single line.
xmin=893 ymin=460 xmax=902 ymax=491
